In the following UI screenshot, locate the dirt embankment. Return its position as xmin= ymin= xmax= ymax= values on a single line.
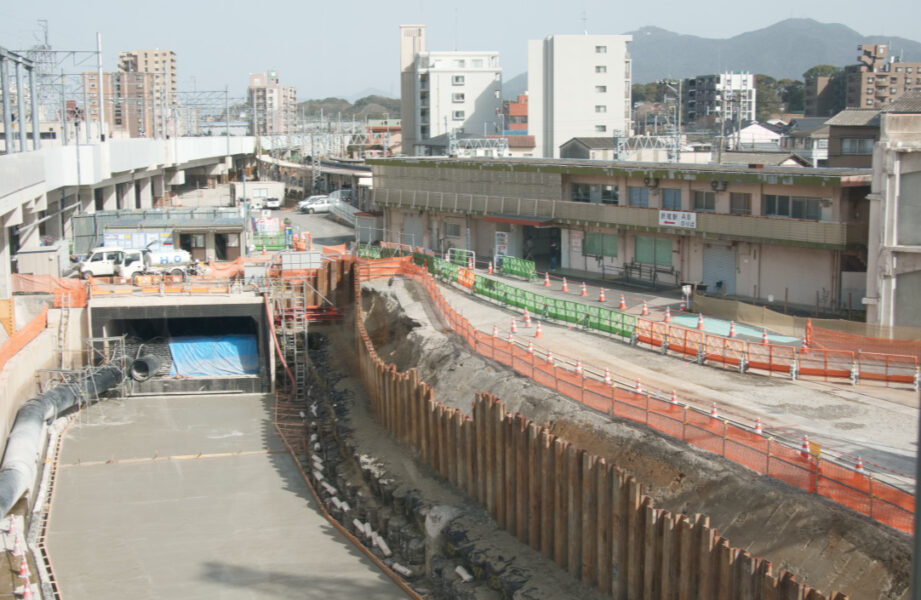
xmin=361 ymin=279 xmax=911 ymax=600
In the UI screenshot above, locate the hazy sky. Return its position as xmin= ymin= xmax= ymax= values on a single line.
xmin=3 ymin=0 xmax=920 ymax=101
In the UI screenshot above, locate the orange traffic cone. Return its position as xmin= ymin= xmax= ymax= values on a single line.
xmin=635 ymin=379 xmax=642 ymax=394
xmin=580 ymin=282 xmax=588 ymax=297
xmin=801 ymin=435 xmax=810 ymax=459
xmin=664 ymin=306 xmax=671 ymax=323
xmin=709 ymin=403 xmax=718 ymax=419
xmin=534 ymin=321 xmax=543 ymax=338
xmin=488 ymin=261 xmax=494 ymax=274
xmin=641 ymin=300 xmax=649 ymax=316
xmin=754 ymin=418 xmax=763 ymax=435
xmin=762 ymin=329 xmax=769 ymax=344
xmin=22 ymin=582 xmax=32 ymax=599
xmin=545 ymin=350 xmax=553 ymax=364
xmin=856 ymin=456 xmax=864 ymax=473
xmin=599 ymin=288 xmax=606 ymax=302
xmin=523 ymin=308 xmax=532 ymax=327
xmin=17 ymin=555 xmax=28 ymax=579
xmin=561 ymin=278 xmax=569 ymax=292
xmin=575 ymin=359 xmax=583 ymax=375
xmin=619 ymin=295 xmax=627 ymax=310
xmin=261 ymin=245 xmax=267 ymax=255
xmin=12 ymin=538 xmax=23 ymax=557
xmin=697 ymin=313 xmax=704 ymax=330
xmin=802 ymin=337 xmax=808 ymax=351
xmin=728 ymin=321 xmax=736 ymax=338
xmin=511 ymin=318 xmax=517 ymax=334
xmin=507 ymin=330 xmax=513 ymax=343
xmin=543 ymin=272 xmax=551 ymax=287
xmin=679 ymin=298 xmax=686 ymax=312
xmin=603 ymin=368 xmax=612 ymax=385
xmin=527 ymin=341 xmax=534 ymax=354
xmin=671 ymin=390 xmax=678 ymax=405
xmin=492 ymin=324 xmax=498 ymax=338
xmin=467 ymin=257 xmax=474 ymax=269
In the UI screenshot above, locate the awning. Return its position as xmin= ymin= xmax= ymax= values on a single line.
xmin=482 ymin=214 xmax=555 ymax=227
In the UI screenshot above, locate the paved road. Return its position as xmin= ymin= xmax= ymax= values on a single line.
xmin=279 ymin=207 xmax=355 ymax=248
xmin=45 ymin=394 xmax=407 ymax=600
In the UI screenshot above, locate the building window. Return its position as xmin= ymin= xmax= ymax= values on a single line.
xmin=634 ymin=236 xmax=672 ymax=267
xmin=595 ymin=105 xmax=607 ymax=113
xmin=584 ymin=232 xmax=618 ymax=257
xmin=891 ymin=87 xmax=898 ymax=94
xmin=445 ymin=223 xmax=462 ymax=237
xmin=454 ymin=59 xmax=466 ymax=68
xmin=452 ymin=75 xmax=465 ymax=85
xmin=595 ymin=85 xmax=607 ymax=93
xmin=452 ymin=110 xmax=465 ymax=120
xmin=692 ymin=190 xmax=715 ymax=211
xmin=730 ymin=192 xmax=751 ymax=215
xmin=841 ymin=138 xmax=875 ymax=154
xmin=595 ymin=65 xmax=607 ymax=73
xmin=908 ymin=67 xmax=914 ymax=74
xmin=472 ymin=59 xmax=484 ymax=68
xmin=763 ymin=195 xmax=822 ymax=220
xmin=867 ymin=77 xmax=874 ymax=83
xmin=866 ymin=99 xmax=874 ymax=105
xmin=452 ymin=92 xmax=465 ymax=103
xmin=571 ymin=183 xmax=591 ymax=202
xmin=595 ymin=125 xmax=607 ymax=132
xmin=628 ymin=186 xmax=649 ymax=207
xmin=661 ymin=189 xmax=681 ymax=210
xmin=595 ymin=45 xmax=607 ymax=53
xmin=601 ymin=185 xmax=618 ymax=204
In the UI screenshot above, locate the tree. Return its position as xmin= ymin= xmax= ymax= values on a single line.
xmin=802 ymin=65 xmax=839 ymax=81
xmin=778 ymin=79 xmax=804 ymax=112
xmin=754 ymin=74 xmax=781 ymax=121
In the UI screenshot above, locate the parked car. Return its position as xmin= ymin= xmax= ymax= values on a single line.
xmin=265 ymin=197 xmax=282 ymax=209
xmin=298 ymin=195 xmax=331 ymax=213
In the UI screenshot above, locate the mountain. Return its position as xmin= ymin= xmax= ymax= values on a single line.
xmin=297 ymin=95 xmax=401 ymax=120
xmin=503 ymin=72 xmax=527 ymax=100
xmin=628 ymin=18 xmax=921 ymax=82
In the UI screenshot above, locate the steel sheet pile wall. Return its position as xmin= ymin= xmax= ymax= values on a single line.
xmin=351 ymin=263 xmax=848 ymax=600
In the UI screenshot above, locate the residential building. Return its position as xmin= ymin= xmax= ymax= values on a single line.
xmin=780 ymin=117 xmax=830 ymax=167
xmin=844 ymin=44 xmax=921 ymax=109
xmin=248 ymin=70 xmax=297 ymax=135
xmin=489 ymin=134 xmax=535 ymax=158
xmin=804 ymin=75 xmax=844 ymax=117
xmin=118 ymin=49 xmax=177 ymax=125
xmin=399 ymin=25 xmax=502 ymax=156
xmin=730 ymin=121 xmax=781 ymax=151
xmin=369 ymin=156 xmax=870 ymax=312
xmin=502 ymin=94 xmax=528 ymax=134
xmin=864 ymin=90 xmax=921 ymax=326
xmin=683 ymin=72 xmax=756 ymax=127
xmin=528 ymin=34 xmax=633 ymax=158
xmin=825 ymin=108 xmax=881 ymax=168
xmin=82 ymin=71 xmax=156 ymax=138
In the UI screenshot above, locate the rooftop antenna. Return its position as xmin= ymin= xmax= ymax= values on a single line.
xmin=454 ymin=8 xmax=458 ymax=51
xmin=581 ymin=11 xmax=588 ymax=35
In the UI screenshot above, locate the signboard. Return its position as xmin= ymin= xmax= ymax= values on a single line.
xmin=102 ymin=231 xmax=173 ymax=249
xmin=570 ymin=231 xmax=583 ymax=252
xmin=494 ymin=231 xmax=508 ymax=258
xmin=658 ymin=210 xmax=697 ymax=229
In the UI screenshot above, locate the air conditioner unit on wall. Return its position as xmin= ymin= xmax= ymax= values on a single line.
xmin=643 ymin=177 xmax=659 ymax=189
xmin=710 ymin=180 xmax=728 ymax=191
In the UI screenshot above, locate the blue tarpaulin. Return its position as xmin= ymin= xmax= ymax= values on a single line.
xmin=168 ymin=335 xmax=259 ymax=377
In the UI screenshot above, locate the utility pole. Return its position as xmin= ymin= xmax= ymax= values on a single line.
xmin=96 ymin=33 xmax=105 ymax=141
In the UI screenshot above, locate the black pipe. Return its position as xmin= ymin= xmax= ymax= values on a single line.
xmin=130 ymin=355 xmax=161 ymax=382
xmin=0 ymin=365 xmax=123 ymax=517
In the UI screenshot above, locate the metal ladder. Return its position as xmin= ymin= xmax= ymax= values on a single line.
xmin=57 ymin=294 xmax=71 ymax=368
xmin=273 ymin=279 xmax=308 ymax=403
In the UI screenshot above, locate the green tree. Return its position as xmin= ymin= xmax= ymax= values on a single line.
xmin=778 ymin=79 xmax=804 ymax=112
xmin=755 ymin=74 xmax=781 ymax=121
xmin=802 ymin=65 xmax=839 ymax=80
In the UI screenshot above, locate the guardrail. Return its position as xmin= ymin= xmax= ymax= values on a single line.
xmin=356 ymin=256 xmax=916 ymax=534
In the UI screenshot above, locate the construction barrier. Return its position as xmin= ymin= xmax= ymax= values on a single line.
xmin=704 ymin=335 xmax=747 ymax=368
xmin=499 ymin=256 xmax=537 ymax=280
xmin=358 ymin=258 xmax=915 ymax=536
xmin=857 ymin=352 xmax=918 ymax=385
xmin=797 ymin=348 xmax=855 ymax=380
xmin=353 ymin=262 xmax=851 ymax=599
xmin=0 ymin=307 xmax=48 ymax=372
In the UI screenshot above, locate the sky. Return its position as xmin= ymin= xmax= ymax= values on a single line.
xmin=3 ymin=0 xmax=920 ymax=102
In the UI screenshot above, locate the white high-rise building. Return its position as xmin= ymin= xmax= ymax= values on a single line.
xmin=400 ymin=25 xmax=502 ymax=156
xmin=528 ymin=34 xmax=633 ymax=158
xmin=683 ymin=72 xmax=756 ymax=126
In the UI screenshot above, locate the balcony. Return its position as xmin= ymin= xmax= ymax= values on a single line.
xmin=372 ymin=189 xmax=851 ymax=249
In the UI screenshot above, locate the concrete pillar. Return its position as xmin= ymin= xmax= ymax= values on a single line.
xmin=152 ymin=174 xmax=166 ymax=205
xmin=19 ymin=204 xmax=40 ymax=250
xmin=138 ymin=177 xmax=153 ymax=209
xmin=101 ymin=185 xmax=117 ymax=211
xmin=0 ymin=224 xmax=11 ymax=299
xmin=117 ymin=182 xmax=133 ymax=210
xmin=80 ymin=188 xmax=96 ymax=215
xmin=45 ymin=195 xmax=64 ymax=243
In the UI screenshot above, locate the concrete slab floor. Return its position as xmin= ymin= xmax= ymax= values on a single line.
xmin=45 ymin=394 xmax=407 ymax=600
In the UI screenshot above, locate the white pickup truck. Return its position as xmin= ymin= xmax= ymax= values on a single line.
xmin=79 ymin=245 xmax=199 ymax=283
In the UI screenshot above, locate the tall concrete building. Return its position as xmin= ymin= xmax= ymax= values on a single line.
xmin=399 ymin=24 xmax=503 ymax=156
xmin=845 ymin=44 xmax=921 ymax=109
xmin=683 ymin=72 xmax=756 ymax=126
xmin=527 ymin=34 xmax=632 ymax=158
xmin=118 ymin=50 xmax=177 ymax=119
xmin=248 ymin=70 xmax=297 ymax=135
xmin=82 ymin=71 xmax=156 ymax=138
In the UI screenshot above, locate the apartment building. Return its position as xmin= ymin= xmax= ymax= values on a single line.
xmin=369 ymin=156 xmax=871 ymax=312
xmin=248 ymin=70 xmax=297 ymax=135
xmin=527 ymin=34 xmax=633 ymax=158
xmin=824 ymin=108 xmax=881 ymax=168
xmin=82 ymin=71 xmax=156 ymax=138
xmin=683 ymin=72 xmax=756 ymax=127
xmin=864 ymin=90 xmax=921 ymax=327
xmin=399 ymin=25 xmax=502 ymax=156
xmin=502 ymin=94 xmax=528 ymax=134
xmin=844 ymin=44 xmax=921 ymax=109
xmin=118 ymin=49 xmax=177 ymax=113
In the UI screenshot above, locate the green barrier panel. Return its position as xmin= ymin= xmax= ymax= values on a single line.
xmin=500 ymin=256 xmax=537 ymax=281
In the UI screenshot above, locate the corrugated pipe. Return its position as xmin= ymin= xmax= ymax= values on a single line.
xmin=0 ymin=364 xmax=124 ymax=518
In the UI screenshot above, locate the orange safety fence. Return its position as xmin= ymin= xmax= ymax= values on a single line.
xmin=746 ymin=342 xmax=796 ymax=374
xmin=798 ymin=348 xmax=854 ymax=380
xmin=357 ymin=256 xmax=413 ymax=281
xmin=12 ymin=274 xmax=88 ymax=308
xmin=358 ymin=257 xmax=916 ymax=534
xmin=705 ymin=335 xmax=746 ymax=367
xmin=666 ymin=326 xmax=705 ymax=359
xmin=0 ymin=307 xmax=48 ymax=372
xmin=858 ymin=352 xmax=918 ymax=385
xmin=456 ymin=267 xmax=475 ymax=289
xmin=635 ymin=319 xmax=654 ymax=346
xmin=809 ymin=320 xmax=921 ymax=362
